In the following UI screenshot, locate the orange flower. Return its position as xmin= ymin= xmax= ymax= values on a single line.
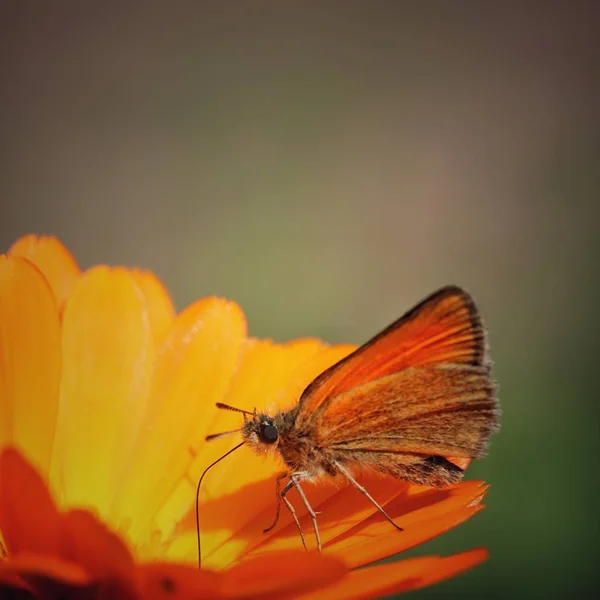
xmin=0 ymin=235 xmax=490 ymax=599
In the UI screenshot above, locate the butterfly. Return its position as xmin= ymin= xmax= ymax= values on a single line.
xmin=199 ymin=286 xmax=499 ymax=561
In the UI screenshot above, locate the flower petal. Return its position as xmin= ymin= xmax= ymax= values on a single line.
xmin=0 ymin=447 xmax=61 ymax=555
xmin=60 ymin=509 xmax=137 ymax=593
xmin=225 ymin=476 xmax=486 ymax=572
xmin=50 ymin=267 xmax=155 ymax=515
xmin=190 ymin=342 xmax=355 ymax=568
xmin=198 ymin=339 xmax=356 ymax=493
xmin=398 ymin=547 xmax=489 ymax=593
xmin=138 ymin=552 xmax=346 ymax=600
xmin=0 ymin=568 xmax=36 ymax=594
xmin=299 ymin=548 xmax=488 ymax=600
xmin=130 ymin=270 xmax=176 ymax=348
xmin=138 ymin=562 xmax=220 ymax=600
xmin=325 ymin=480 xmax=489 ymax=568
xmin=0 ymin=255 xmax=61 ymax=474
xmin=220 ymin=551 xmax=346 ymax=599
xmin=9 ymin=235 xmax=80 ymax=312
xmin=0 ymin=553 xmax=90 ymax=586
xmin=114 ymin=297 xmax=247 ymax=550
xmin=241 ymin=475 xmax=408 ymax=560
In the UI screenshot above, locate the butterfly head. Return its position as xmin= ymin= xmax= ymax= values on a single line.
xmin=241 ymin=413 xmax=281 ymax=453
xmin=207 ymin=403 xmax=284 ymax=455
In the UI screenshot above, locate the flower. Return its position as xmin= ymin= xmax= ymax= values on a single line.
xmin=0 ymin=234 xmax=490 ymax=599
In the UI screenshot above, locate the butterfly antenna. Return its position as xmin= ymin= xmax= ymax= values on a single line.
xmin=205 ymin=429 xmax=241 ymax=442
xmin=215 ymin=402 xmax=254 ymax=416
xmin=196 ymin=441 xmax=245 ymax=568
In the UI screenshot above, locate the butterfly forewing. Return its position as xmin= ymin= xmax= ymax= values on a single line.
xmin=294 ymin=286 xmax=490 ymax=430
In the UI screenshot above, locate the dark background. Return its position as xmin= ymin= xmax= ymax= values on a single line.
xmin=1 ymin=2 xmax=598 ymax=598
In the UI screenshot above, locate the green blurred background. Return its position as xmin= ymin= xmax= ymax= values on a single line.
xmin=1 ymin=2 xmax=598 ymax=598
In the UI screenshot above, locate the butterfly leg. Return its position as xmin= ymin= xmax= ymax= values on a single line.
xmin=264 ymin=471 xmax=288 ymax=533
xmin=278 ymin=477 xmax=308 ymax=551
xmin=333 ymin=460 xmax=403 ymax=532
xmin=289 ymin=473 xmax=322 ymax=552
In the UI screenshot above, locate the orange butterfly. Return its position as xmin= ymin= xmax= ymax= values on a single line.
xmin=200 ymin=286 xmax=499 ymax=560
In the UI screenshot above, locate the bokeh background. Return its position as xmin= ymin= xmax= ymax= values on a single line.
xmin=1 ymin=2 xmax=598 ymax=598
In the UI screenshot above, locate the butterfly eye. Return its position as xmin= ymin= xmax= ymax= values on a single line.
xmin=260 ymin=423 xmax=279 ymax=444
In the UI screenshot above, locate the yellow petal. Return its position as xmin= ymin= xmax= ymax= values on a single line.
xmin=156 ymin=339 xmax=330 ymax=564
xmin=9 ymin=235 xmax=80 ymax=313
xmin=0 ymin=255 xmax=61 ymax=475
xmin=201 ymin=340 xmax=355 ymax=496
xmin=197 ymin=338 xmax=337 ymax=495
xmin=114 ymin=297 xmax=247 ymax=550
xmin=193 ymin=342 xmax=356 ymax=568
xmin=51 ymin=267 xmax=155 ymax=516
xmin=130 ymin=269 xmax=175 ymax=348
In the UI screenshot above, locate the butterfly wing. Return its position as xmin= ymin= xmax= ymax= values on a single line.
xmin=314 ymin=365 xmax=497 ymax=457
xmin=294 ymin=286 xmax=490 ymax=430
xmin=291 ymin=286 xmax=498 ymax=485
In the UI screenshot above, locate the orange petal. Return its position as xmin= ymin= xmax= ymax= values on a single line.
xmin=114 ymin=297 xmax=247 ymax=548
xmin=235 ymin=478 xmax=486 ymax=572
xmin=299 ymin=548 xmax=488 ymax=600
xmin=399 ymin=548 xmax=489 ymax=593
xmin=0 ymin=566 xmax=36 ymax=593
xmin=50 ymin=267 xmax=155 ymax=516
xmin=0 ymin=552 xmax=90 ymax=586
xmin=219 ymin=551 xmax=346 ymax=599
xmin=335 ymin=504 xmax=485 ymax=570
xmin=1 ymin=562 xmax=135 ymax=600
xmin=60 ymin=509 xmax=136 ymax=588
xmin=138 ymin=562 xmax=221 ymax=600
xmin=0 ymin=447 xmax=61 ymax=555
xmin=325 ymin=480 xmax=488 ymax=568
xmin=242 ymin=476 xmax=408 ymax=560
xmin=0 ymin=255 xmax=61 ymax=474
xmin=9 ymin=235 xmax=81 ymax=312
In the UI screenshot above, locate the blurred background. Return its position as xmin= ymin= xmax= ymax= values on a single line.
xmin=1 ymin=2 xmax=598 ymax=597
